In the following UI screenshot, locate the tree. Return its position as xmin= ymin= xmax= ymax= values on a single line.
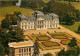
xmin=44 ymin=53 xmax=53 ymax=56
xmin=43 ymin=0 xmax=80 ymax=24
xmin=33 ymin=40 xmax=39 ymax=56
xmin=78 ymin=26 xmax=80 ymax=33
xmin=64 ymin=13 xmax=75 ymax=25
xmin=0 ymin=42 xmax=5 ymax=56
xmin=21 ymin=0 xmax=44 ymax=10
xmin=1 ymin=19 xmax=10 ymax=29
xmin=68 ymin=38 xmax=77 ymax=47
xmin=1 ymin=12 xmax=21 ymax=29
xmin=57 ymin=49 xmax=65 ymax=56
xmin=9 ymin=27 xmax=25 ymax=42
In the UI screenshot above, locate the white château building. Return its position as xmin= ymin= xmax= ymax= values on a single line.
xmin=17 ymin=11 xmax=59 ymax=31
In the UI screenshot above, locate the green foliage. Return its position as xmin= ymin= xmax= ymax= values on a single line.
xmin=57 ymin=49 xmax=65 ymax=56
xmin=44 ymin=53 xmax=53 ymax=56
xmin=21 ymin=0 xmax=44 ymax=10
xmin=9 ymin=27 xmax=25 ymax=42
xmin=0 ymin=1 xmax=16 ymax=7
xmin=57 ymin=46 xmax=80 ymax=56
xmin=78 ymin=26 xmax=80 ymax=33
xmin=1 ymin=12 xmax=21 ymax=28
xmin=0 ymin=42 xmax=5 ymax=56
xmin=1 ymin=19 xmax=11 ymax=29
xmin=68 ymin=38 xmax=77 ymax=47
xmin=43 ymin=0 xmax=80 ymax=25
xmin=33 ymin=40 xmax=39 ymax=56
xmin=64 ymin=13 xmax=75 ymax=25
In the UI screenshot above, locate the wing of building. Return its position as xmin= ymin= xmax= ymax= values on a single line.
xmin=8 ymin=41 xmax=34 ymax=56
xmin=17 ymin=11 xmax=59 ymax=31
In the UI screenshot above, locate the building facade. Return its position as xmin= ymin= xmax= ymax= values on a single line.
xmin=8 ymin=41 xmax=34 ymax=56
xmin=8 ymin=41 xmax=45 ymax=56
xmin=17 ymin=11 xmax=59 ymax=31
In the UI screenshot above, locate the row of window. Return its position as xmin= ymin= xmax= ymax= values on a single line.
xmin=22 ymin=26 xmax=35 ymax=29
xmin=21 ymin=22 xmax=34 ymax=25
xmin=21 ymin=21 xmax=58 ymax=25
xmin=19 ymin=53 xmax=32 ymax=56
xmin=19 ymin=48 xmax=31 ymax=53
xmin=21 ymin=24 xmax=58 ymax=30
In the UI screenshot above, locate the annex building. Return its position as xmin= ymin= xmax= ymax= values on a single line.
xmin=8 ymin=41 xmax=34 ymax=56
xmin=8 ymin=41 xmax=44 ymax=56
xmin=17 ymin=11 xmax=59 ymax=31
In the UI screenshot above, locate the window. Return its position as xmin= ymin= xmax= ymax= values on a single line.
xmin=29 ymin=48 xmax=31 ymax=52
xmin=45 ymin=25 xmax=46 ymax=27
xmin=50 ymin=25 xmax=51 ymax=27
xmin=24 ymin=48 xmax=26 ymax=52
xmin=28 ymin=26 xmax=30 ymax=29
xmin=29 ymin=22 xmax=30 ymax=24
xmin=22 ymin=23 xmax=23 ymax=25
xmin=22 ymin=26 xmax=23 ymax=29
xmin=19 ymin=49 xmax=21 ymax=53
xmin=21 ymin=48 xmax=23 ymax=53
xmin=26 ymin=48 xmax=28 ymax=52
xmin=45 ymin=21 xmax=46 ymax=23
xmin=31 ymin=26 xmax=32 ymax=29
xmin=25 ymin=26 xmax=26 ymax=29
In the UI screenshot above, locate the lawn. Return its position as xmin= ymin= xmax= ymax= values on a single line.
xmin=50 ymin=32 xmax=72 ymax=39
xmin=36 ymin=36 xmax=51 ymax=41
xmin=61 ymin=22 xmax=80 ymax=33
xmin=53 ymin=36 xmax=68 ymax=39
xmin=42 ymin=41 xmax=60 ymax=47
xmin=40 ymin=41 xmax=61 ymax=50
xmin=27 ymin=32 xmax=73 ymax=50
xmin=60 ymin=40 xmax=70 ymax=45
xmin=0 ymin=6 xmax=34 ymax=24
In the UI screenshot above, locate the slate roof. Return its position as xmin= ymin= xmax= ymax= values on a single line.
xmin=18 ymin=11 xmax=59 ymax=21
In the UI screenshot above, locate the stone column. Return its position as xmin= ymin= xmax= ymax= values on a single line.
xmin=28 ymin=48 xmax=29 ymax=56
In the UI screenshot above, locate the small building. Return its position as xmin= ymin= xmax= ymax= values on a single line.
xmin=17 ymin=11 xmax=59 ymax=31
xmin=8 ymin=41 xmax=34 ymax=56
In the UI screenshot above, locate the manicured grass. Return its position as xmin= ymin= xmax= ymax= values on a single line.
xmin=37 ymin=36 xmax=50 ymax=41
xmin=31 ymin=34 xmax=50 ymax=40
xmin=53 ymin=36 xmax=67 ymax=39
xmin=60 ymin=40 xmax=70 ymax=45
xmin=42 ymin=41 xmax=60 ymax=47
xmin=28 ymin=32 xmax=72 ymax=50
xmin=0 ymin=6 xmax=34 ymax=24
xmin=50 ymin=32 xmax=72 ymax=39
xmin=61 ymin=22 xmax=80 ymax=33
xmin=40 ymin=42 xmax=61 ymax=50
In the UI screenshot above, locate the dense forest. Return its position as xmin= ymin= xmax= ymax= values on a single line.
xmin=43 ymin=0 xmax=80 ymax=25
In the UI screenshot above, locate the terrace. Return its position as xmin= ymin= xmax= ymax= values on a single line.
xmin=27 ymin=32 xmax=73 ymax=50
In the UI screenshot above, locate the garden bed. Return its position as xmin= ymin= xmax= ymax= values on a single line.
xmin=36 ymin=36 xmax=51 ymax=41
xmin=42 ymin=41 xmax=60 ymax=47
xmin=52 ymin=35 xmax=69 ymax=39
xmin=60 ymin=40 xmax=70 ymax=45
